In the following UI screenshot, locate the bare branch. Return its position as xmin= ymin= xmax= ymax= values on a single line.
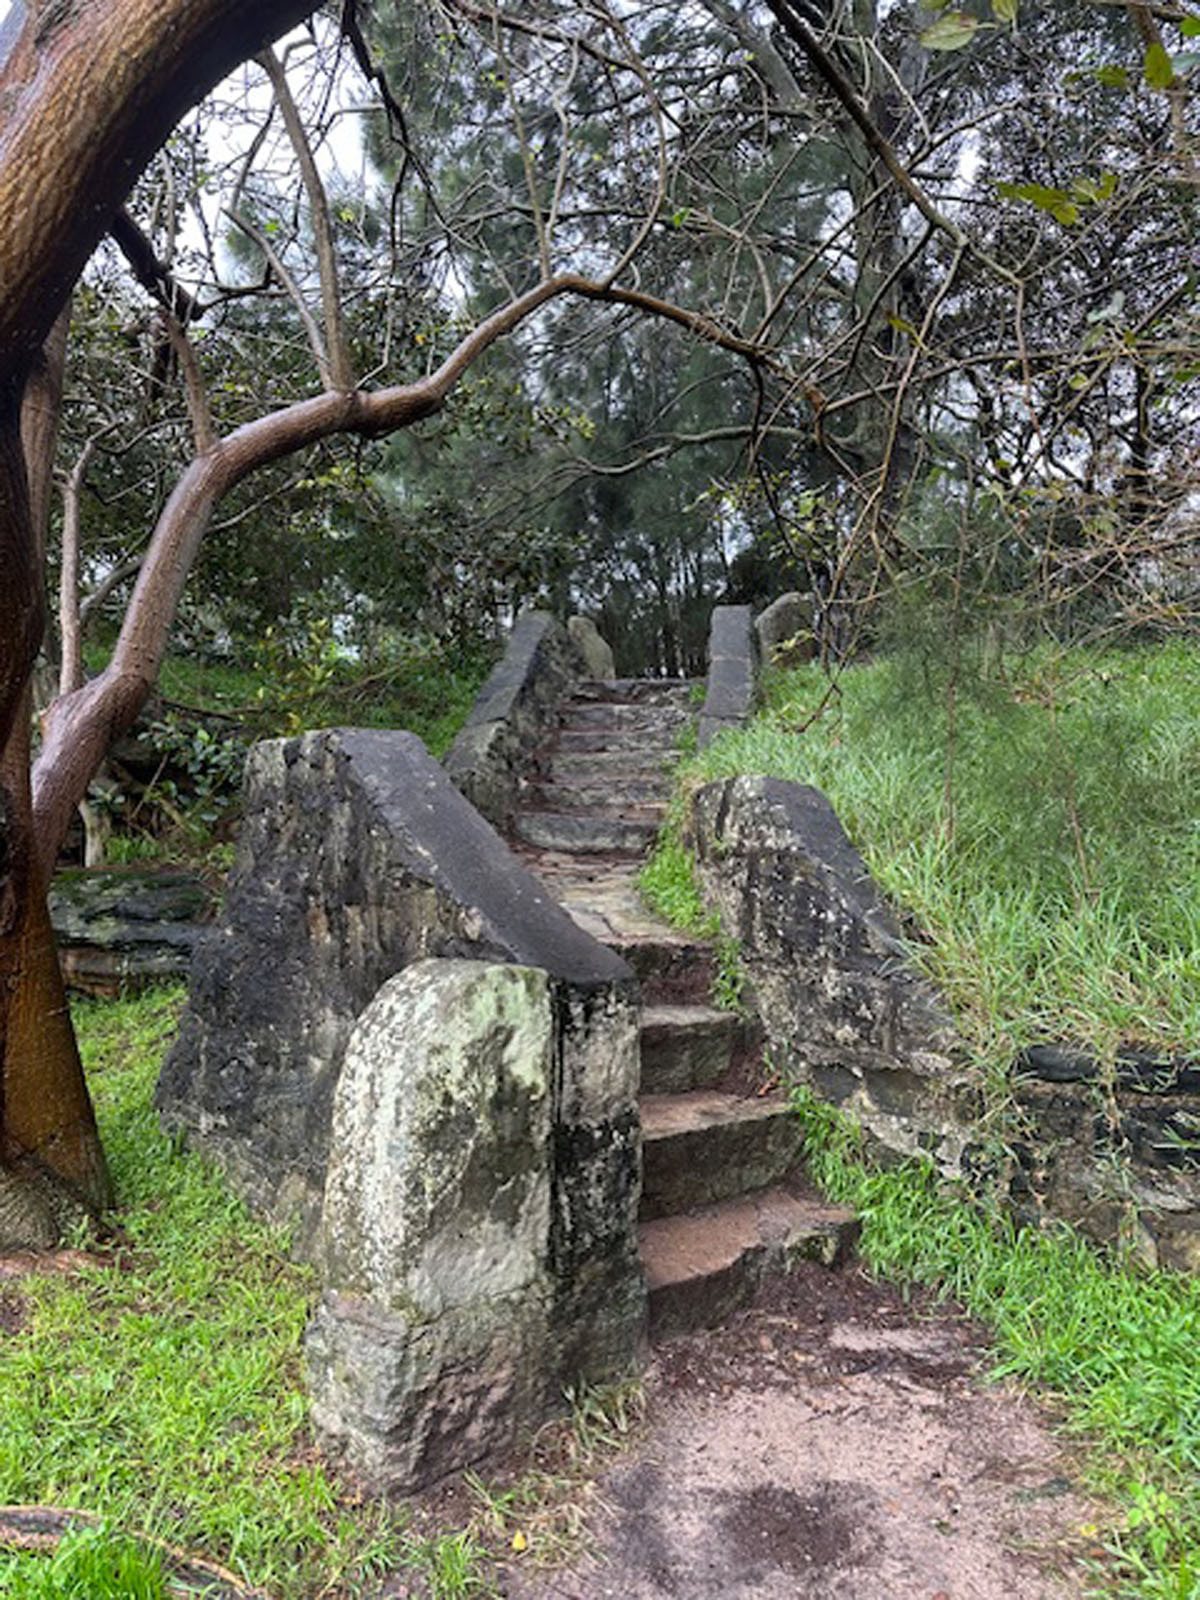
xmin=259 ymin=44 xmax=355 ymax=389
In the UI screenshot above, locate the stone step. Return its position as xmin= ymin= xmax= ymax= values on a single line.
xmin=640 ymin=1004 xmax=739 ymax=1093
xmin=513 ymin=811 xmax=661 ymax=856
xmin=563 ymin=701 xmax=690 ymax=732
xmin=555 ymin=727 xmax=683 ymax=755
xmin=572 ymin=678 xmax=694 ymax=705
xmin=530 ymin=779 xmax=670 ymax=816
xmin=640 ymin=1186 xmax=859 ymax=1340
xmin=533 ymin=775 xmax=672 ymax=812
xmin=639 ymin=1091 xmax=802 ymax=1220
xmin=546 ymin=747 xmax=678 ymax=779
xmin=610 ymin=934 xmax=716 ymax=1002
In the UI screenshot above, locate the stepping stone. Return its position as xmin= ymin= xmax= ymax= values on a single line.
xmin=640 ymin=1004 xmax=739 ymax=1093
xmin=640 ymin=1186 xmax=859 ymax=1339
xmin=514 ymin=811 xmax=662 ymax=855
xmin=639 ymin=1090 xmax=802 ymax=1220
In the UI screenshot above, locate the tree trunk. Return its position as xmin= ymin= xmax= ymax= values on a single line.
xmin=0 ymin=700 xmax=111 ymax=1244
xmin=0 ymin=0 xmax=323 ymax=1243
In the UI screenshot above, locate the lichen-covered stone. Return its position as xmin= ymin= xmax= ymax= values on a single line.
xmin=754 ymin=593 xmax=813 ymax=664
xmin=567 ymin=616 xmax=616 ymax=679
xmin=307 ymin=961 xmax=558 ymax=1490
xmin=318 ymin=961 xmax=553 ymax=1309
xmin=689 ymin=776 xmax=974 ymax=1170
xmin=307 ymin=959 xmax=642 ymax=1491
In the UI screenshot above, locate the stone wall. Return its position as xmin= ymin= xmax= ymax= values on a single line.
xmin=50 ymin=867 xmax=213 ymax=996
xmin=444 ymin=609 xmax=583 ymax=829
xmin=688 ymin=774 xmax=1200 ymax=1271
xmin=689 ymin=777 xmax=975 ymax=1171
xmin=1011 ymin=1047 xmax=1200 ymax=1273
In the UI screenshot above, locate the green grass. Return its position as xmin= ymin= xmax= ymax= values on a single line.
xmin=0 ymin=988 xmax=402 ymax=1598
xmin=0 ymin=1524 xmax=170 ymax=1599
xmin=637 ymin=831 xmax=711 ymax=934
xmin=792 ymin=1085 xmax=1200 ymax=1598
xmin=672 ymin=637 xmax=1200 ymax=1070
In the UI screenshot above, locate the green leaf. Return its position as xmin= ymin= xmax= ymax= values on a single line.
xmin=1094 ymin=63 xmax=1129 ymax=89
xmin=1182 ymin=15 xmax=1200 ymax=38
xmin=992 ymin=0 xmax=1018 ymax=22
xmin=920 ymin=11 xmax=979 ymax=49
xmin=1145 ymin=41 xmax=1175 ymax=88
xmin=995 ymin=179 xmax=1081 ymax=226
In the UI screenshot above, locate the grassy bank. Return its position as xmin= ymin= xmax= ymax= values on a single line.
xmin=658 ymin=637 xmax=1200 ymax=1073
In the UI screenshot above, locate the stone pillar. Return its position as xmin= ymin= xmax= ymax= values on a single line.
xmin=567 ymin=615 xmax=616 ymax=679
xmin=307 ymin=960 xmax=559 ymax=1490
xmin=698 ymin=604 xmax=757 ymax=748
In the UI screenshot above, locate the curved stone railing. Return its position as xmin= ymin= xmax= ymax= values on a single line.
xmin=160 ymin=727 xmax=646 ymax=1489
xmin=444 ymin=609 xmax=583 ymax=829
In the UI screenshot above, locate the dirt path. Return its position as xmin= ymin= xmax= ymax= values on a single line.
xmin=501 ymin=1263 xmax=1103 ymax=1600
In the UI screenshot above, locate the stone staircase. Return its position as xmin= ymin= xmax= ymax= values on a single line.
xmin=513 ymin=677 xmax=857 ymax=1341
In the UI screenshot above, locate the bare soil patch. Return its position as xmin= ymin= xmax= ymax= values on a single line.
xmin=501 ymin=1262 xmax=1105 ymax=1599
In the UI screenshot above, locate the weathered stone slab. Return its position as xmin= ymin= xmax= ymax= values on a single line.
xmin=307 ymin=960 xmax=559 ymax=1490
xmin=158 ymin=728 xmax=637 ymax=1252
xmin=688 ymin=777 xmax=974 ymax=1170
xmin=698 ymin=605 xmax=757 ymax=748
xmin=567 ymin=616 xmax=616 ymax=679
xmin=49 ymin=867 xmax=213 ymax=996
xmin=755 ymin=592 xmax=814 ymax=664
xmin=445 ymin=610 xmax=583 ymax=828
